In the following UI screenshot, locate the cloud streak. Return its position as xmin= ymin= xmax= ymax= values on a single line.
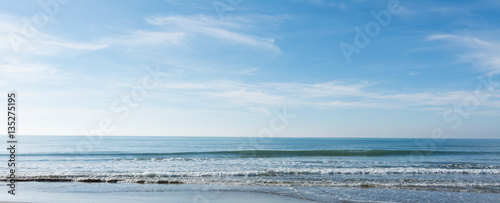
xmin=155 ymin=80 xmax=500 ymax=111
xmin=428 ymin=34 xmax=500 ymax=75
xmin=147 ymin=15 xmax=282 ymax=54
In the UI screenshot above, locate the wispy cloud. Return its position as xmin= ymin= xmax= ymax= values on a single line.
xmin=0 ymin=57 xmax=60 ymax=81
xmin=43 ymin=41 xmax=108 ymax=50
xmin=108 ymin=31 xmax=185 ymax=47
xmin=203 ymin=89 xmax=287 ymax=106
xmin=147 ymin=15 xmax=282 ymax=54
xmin=427 ymin=34 xmax=500 ymax=75
xmin=271 ymin=81 xmax=374 ymax=98
xmin=0 ymin=15 xmax=107 ymax=55
xmin=428 ymin=34 xmax=496 ymax=47
xmin=155 ymin=80 xmax=499 ymax=111
xmin=247 ymin=106 xmax=273 ymax=116
xmin=301 ymin=0 xmax=347 ymax=9
xmin=233 ymin=67 xmax=259 ymax=76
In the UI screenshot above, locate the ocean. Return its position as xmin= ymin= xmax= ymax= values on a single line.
xmin=1 ymin=136 xmax=500 ymax=202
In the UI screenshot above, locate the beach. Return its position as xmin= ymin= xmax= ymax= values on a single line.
xmin=1 ymin=136 xmax=499 ymax=202
xmin=1 ymin=182 xmax=499 ymax=202
xmin=2 ymin=0 xmax=500 ymax=202
xmin=0 ymin=182 xmax=313 ymax=203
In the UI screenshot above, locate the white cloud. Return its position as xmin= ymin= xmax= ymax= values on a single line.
xmin=317 ymin=100 xmax=396 ymax=109
xmin=0 ymin=57 xmax=60 ymax=81
xmin=233 ymin=67 xmax=259 ymax=75
xmin=271 ymin=81 xmax=373 ymax=98
xmin=147 ymin=15 xmax=282 ymax=54
xmin=109 ymin=31 xmax=185 ymax=47
xmin=303 ymin=0 xmax=347 ymax=9
xmin=165 ymin=0 xmax=181 ymax=6
xmin=428 ymin=34 xmax=500 ymax=75
xmin=247 ymin=107 xmax=273 ymax=116
xmin=0 ymin=15 xmax=108 ymax=55
xmin=371 ymin=91 xmax=471 ymax=106
xmin=203 ymin=89 xmax=287 ymax=106
xmin=43 ymin=41 xmax=108 ymax=50
xmin=155 ymin=79 xmax=499 ymax=111
xmin=428 ymin=34 xmax=496 ymax=47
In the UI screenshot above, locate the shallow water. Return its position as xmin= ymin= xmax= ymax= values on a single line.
xmin=1 ymin=136 xmax=499 ymax=201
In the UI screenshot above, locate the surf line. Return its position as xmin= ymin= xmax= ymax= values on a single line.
xmin=7 ymin=92 xmax=17 ymax=195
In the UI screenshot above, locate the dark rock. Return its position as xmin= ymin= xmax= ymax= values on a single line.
xmin=78 ymin=179 xmax=103 ymax=183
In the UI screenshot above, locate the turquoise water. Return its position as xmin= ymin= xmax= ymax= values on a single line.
xmin=2 ymin=136 xmax=500 ymax=202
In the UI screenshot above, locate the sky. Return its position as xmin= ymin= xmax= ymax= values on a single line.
xmin=0 ymin=0 xmax=499 ymax=138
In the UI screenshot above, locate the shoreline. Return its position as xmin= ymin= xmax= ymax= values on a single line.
xmin=3 ymin=179 xmax=500 ymax=192
xmin=0 ymin=182 xmax=314 ymax=203
xmin=1 ymin=182 xmax=499 ymax=203
xmin=2 ymin=178 xmax=500 ymax=194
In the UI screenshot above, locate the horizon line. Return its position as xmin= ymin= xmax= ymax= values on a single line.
xmin=15 ymin=135 xmax=500 ymax=139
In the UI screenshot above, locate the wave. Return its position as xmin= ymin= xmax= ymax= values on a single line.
xmin=6 ymin=150 xmax=496 ymax=157
xmin=7 ymin=167 xmax=500 ymax=179
xmin=4 ymin=173 xmax=499 ymax=193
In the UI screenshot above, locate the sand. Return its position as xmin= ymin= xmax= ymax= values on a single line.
xmin=0 ymin=182 xmax=313 ymax=203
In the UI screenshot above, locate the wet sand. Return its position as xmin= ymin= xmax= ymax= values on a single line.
xmin=0 ymin=182 xmax=313 ymax=203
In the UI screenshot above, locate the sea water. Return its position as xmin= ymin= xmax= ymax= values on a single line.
xmin=1 ymin=136 xmax=499 ymax=202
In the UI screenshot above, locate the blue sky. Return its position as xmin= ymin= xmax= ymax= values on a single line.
xmin=0 ymin=0 xmax=499 ymax=138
